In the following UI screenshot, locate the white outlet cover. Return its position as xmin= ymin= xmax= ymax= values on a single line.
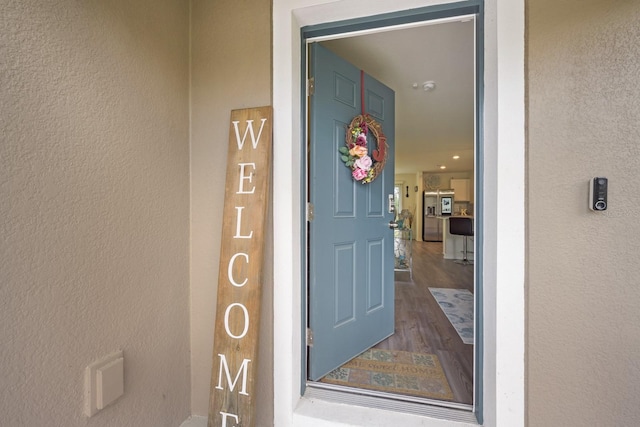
xmin=85 ymin=350 xmax=124 ymax=417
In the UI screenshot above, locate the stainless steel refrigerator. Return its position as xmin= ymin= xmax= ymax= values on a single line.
xmin=423 ymin=189 xmax=455 ymax=241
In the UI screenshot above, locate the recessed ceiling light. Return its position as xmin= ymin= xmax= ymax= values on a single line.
xmin=439 ymin=165 xmax=446 ymax=170
xmin=452 ymin=155 xmax=460 ymax=160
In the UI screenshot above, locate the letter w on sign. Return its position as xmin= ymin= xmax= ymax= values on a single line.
xmin=208 ymin=107 xmax=272 ymax=427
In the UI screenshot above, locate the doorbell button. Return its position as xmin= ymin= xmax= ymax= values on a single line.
xmin=589 ymin=177 xmax=608 ymax=211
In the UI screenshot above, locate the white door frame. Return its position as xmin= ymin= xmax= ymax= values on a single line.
xmin=272 ymin=1 xmax=525 ymax=426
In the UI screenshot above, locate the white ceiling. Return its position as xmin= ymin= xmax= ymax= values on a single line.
xmin=320 ymin=17 xmax=476 ymax=175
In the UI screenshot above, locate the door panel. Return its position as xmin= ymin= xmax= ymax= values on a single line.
xmin=308 ymin=43 xmax=396 ymax=380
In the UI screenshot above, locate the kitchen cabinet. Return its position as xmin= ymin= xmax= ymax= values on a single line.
xmin=450 ymin=178 xmax=471 ymax=202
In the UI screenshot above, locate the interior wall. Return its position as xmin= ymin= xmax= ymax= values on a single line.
xmin=190 ymin=0 xmax=273 ymax=422
xmin=527 ymin=1 xmax=640 ymax=426
xmin=395 ymin=173 xmax=419 ymax=234
xmin=0 ymin=1 xmax=191 ymax=426
xmin=422 ymin=171 xmax=473 ymax=193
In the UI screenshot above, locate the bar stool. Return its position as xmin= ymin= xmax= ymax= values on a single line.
xmin=448 ymin=217 xmax=473 ymax=265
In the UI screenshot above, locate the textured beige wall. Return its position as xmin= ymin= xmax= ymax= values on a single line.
xmin=527 ymin=1 xmax=640 ymax=426
xmin=190 ymin=0 xmax=273 ymax=422
xmin=0 ymin=1 xmax=191 ymax=426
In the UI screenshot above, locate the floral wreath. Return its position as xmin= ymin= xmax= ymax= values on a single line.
xmin=338 ymin=114 xmax=388 ymax=184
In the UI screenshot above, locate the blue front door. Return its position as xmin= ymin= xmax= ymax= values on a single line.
xmin=308 ymin=43 xmax=396 ymax=380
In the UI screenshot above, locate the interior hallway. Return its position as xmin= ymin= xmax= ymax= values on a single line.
xmin=374 ymin=240 xmax=474 ymax=404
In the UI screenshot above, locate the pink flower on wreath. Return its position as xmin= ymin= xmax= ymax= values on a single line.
xmin=352 ymin=167 xmax=368 ymax=181
xmin=355 ymin=133 xmax=367 ymax=146
xmin=349 ymin=145 xmax=367 ymax=157
xmin=354 ymin=155 xmax=372 ymax=171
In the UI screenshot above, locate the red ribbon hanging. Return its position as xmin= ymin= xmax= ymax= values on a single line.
xmin=360 ymin=69 xmax=365 ymax=115
xmin=361 ymin=69 xmax=385 ymax=161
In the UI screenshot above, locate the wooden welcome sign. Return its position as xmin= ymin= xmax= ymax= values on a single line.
xmin=208 ymin=106 xmax=272 ymax=427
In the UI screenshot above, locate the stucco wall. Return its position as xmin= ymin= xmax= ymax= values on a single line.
xmin=190 ymin=0 xmax=273 ymax=422
xmin=0 ymin=1 xmax=191 ymax=426
xmin=527 ymin=1 xmax=640 ymax=426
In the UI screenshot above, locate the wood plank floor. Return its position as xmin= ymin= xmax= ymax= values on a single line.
xmin=374 ymin=240 xmax=474 ymax=405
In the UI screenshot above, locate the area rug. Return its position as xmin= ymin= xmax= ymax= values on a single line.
xmin=320 ymin=348 xmax=454 ymax=401
xmin=429 ymin=288 xmax=474 ymax=345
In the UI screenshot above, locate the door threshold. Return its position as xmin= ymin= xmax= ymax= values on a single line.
xmin=305 ymin=381 xmax=477 ymax=423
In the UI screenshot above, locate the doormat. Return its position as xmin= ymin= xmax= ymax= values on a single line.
xmin=429 ymin=288 xmax=474 ymax=345
xmin=320 ymin=348 xmax=454 ymax=401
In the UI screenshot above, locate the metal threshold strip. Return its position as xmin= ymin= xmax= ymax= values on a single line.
xmin=305 ymin=381 xmax=477 ymax=424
